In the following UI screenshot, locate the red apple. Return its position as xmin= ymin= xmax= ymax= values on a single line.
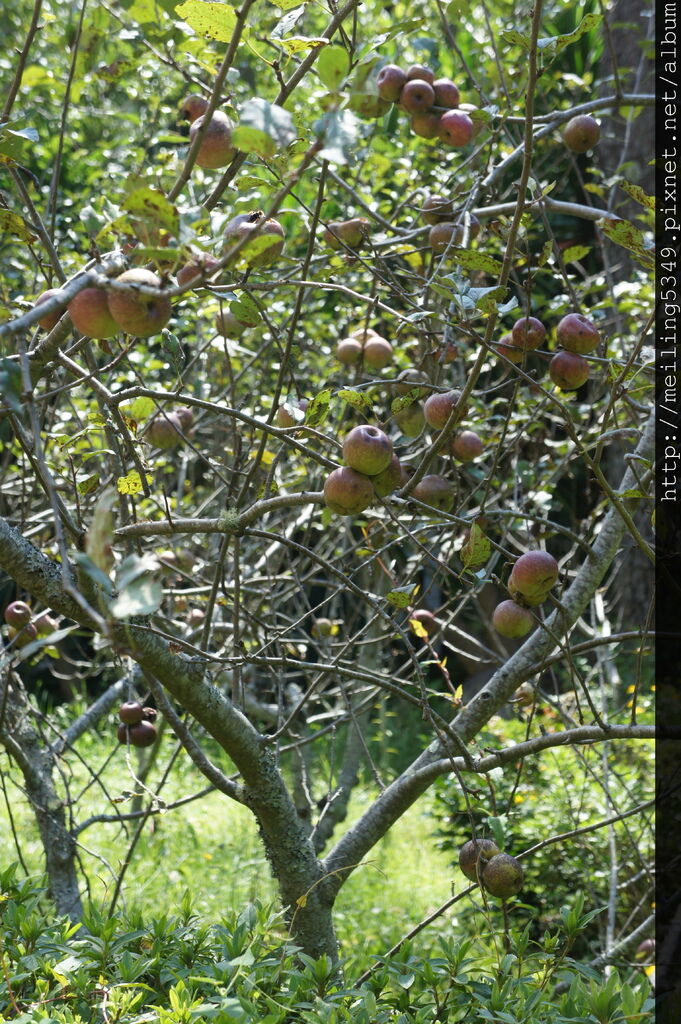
xmin=422 ymin=195 xmax=455 ymax=224
xmin=34 ymin=289 xmax=65 ymax=331
xmin=438 ymin=109 xmax=473 ymax=147
xmin=4 ymin=600 xmax=32 ymax=628
xmin=549 ymin=350 xmax=589 ymax=389
xmin=376 ymin=64 xmax=407 ymax=102
xmin=176 ymin=252 xmax=221 ymax=287
xmin=492 ymin=600 xmax=534 ymax=638
xmin=511 ymin=315 xmax=546 ymax=351
xmin=406 ymin=64 xmax=435 ymax=84
xmin=432 ymin=78 xmax=460 ymax=108
xmin=190 ymin=110 xmax=235 ymax=169
xmin=363 ymin=335 xmax=393 ymax=369
xmin=68 ymin=287 xmax=118 ymax=340
xmin=423 ymin=389 xmax=466 ymax=431
xmin=372 ymin=453 xmax=402 ymax=497
xmin=119 ymin=701 xmax=145 ymax=725
xmin=409 ymin=608 xmax=437 ymax=636
xmin=336 ymin=337 xmax=363 ymax=365
xmin=556 ymin=313 xmax=601 ymax=354
xmin=509 ymin=550 xmax=559 ymax=601
xmin=107 ymin=269 xmax=172 ymax=338
xmin=412 ymin=474 xmax=456 ymax=513
xmin=496 ymin=332 xmax=524 ymax=363
xmin=451 ymin=430 xmax=483 ymax=462
xmin=224 ymin=211 xmax=285 ymax=268
xmin=180 ymin=94 xmax=208 ymax=123
xmin=411 ymin=111 xmax=441 ymax=139
xmin=323 ymin=467 xmax=374 ymax=516
xmin=399 ymin=79 xmax=435 ymax=114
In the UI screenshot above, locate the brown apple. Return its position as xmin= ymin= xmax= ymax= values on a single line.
xmin=68 ymin=287 xmax=119 ymax=339
xmin=438 ymin=109 xmax=473 ymax=147
xmin=563 ymin=114 xmax=600 ymax=153
xmin=119 ymin=701 xmax=145 ymax=725
xmin=511 ymin=315 xmax=546 ymax=351
xmin=406 ymin=64 xmax=435 ymax=84
xmin=224 ymin=211 xmax=285 ymax=268
xmin=451 ymin=430 xmax=483 ymax=462
xmin=372 ymin=453 xmax=402 ymax=497
xmin=363 ymin=335 xmax=393 ymax=369
xmin=399 ymin=79 xmax=436 ymax=114
xmin=423 ymin=389 xmax=466 ymax=431
xmin=336 ymin=337 xmax=363 ymax=365
xmin=422 ymin=195 xmax=455 ymax=224
xmin=458 ymin=838 xmax=500 ymax=882
xmin=190 ymin=110 xmax=235 ymax=169
xmin=376 ymin=64 xmax=407 ymax=102
xmin=412 ymin=474 xmax=456 ymax=513
xmin=549 ymin=349 xmax=589 ymax=389
xmin=176 ymin=252 xmax=221 ymax=287
xmin=411 ymin=111 xmax=441 ymax=139
xmin=107 ymin=269 xmax=172 ymax=338
xmin=180 ymin=94 xmax=208 ymax=123
xmin=432 ymin=78 xmax=460 ymax=108
xmin=146 ymin=412 xmax=184 ymax=449
xmin=323 ymin=467 xmax=374 ymax=516
xmin=481 ymin=852 xmax=524 ymax=898
xmin=556 ymin=313 xmax=601 ymax=354
xmin=496 ymin=332 xmax=524 ymax=363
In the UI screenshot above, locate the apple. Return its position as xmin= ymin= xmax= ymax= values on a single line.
xmin=412 ymin=474 xmax=455 ymax=513
xmin=406 ymin=64 xmax=435 ymax=84
xmin=323 ymin=467 xmax=374 ymax=516
xmin=432 ymin=78 xmax=460 ymax=108
xmin=423 ymin=389 xmax=466 ymax=431
xmin=215 ymin=310 xmax=248 ymax=337
xmin=549 ymin=349 xmax=589 ymax=389
xmin=349 ymin=326 xmax=380 ymax=341
xmin=458 ymin=838 xmax=500 ymax=881
xmin=481 ymin=852 xmax=524 ymax=898
xmin=34 ymin=611 xmax=58 ymax=635
xmin=492 ymin=600 xmax=534 ymax=638
xmin=324 ymin=218 xmax=370 ymax=251
xmin=363 ymin=335 xmax=393 ymax=369
xmin=496 ymin=332 xmax=524 ymax=363
xmin=394 ymin=368 xmax=430 ymax=398
xmin=189 ymin=110 xmax=235 ymax=169
xmin=176 ymin=252 xmax=221 ymax=287
xmin=399 ymin=79 xmax=436 ymax=114
xmin=68 ymin=287 xmax=118 ymax=339
xmin=458 ymin=101 xmax=482 ymax=137
xmin=451 ymin=430 xmax=483 ymax=462
xmin=146 ymin=412 xmax=184 ymax=449
xmin=507 ymin=576 xmax=548 ymax=607
xmin=409 ymin=608 xmax=437 ymax=636
xmin=422 ymin=195 xmax=455 ymax=224
xmin=372 ymin=453 xmax=402 ymax=497
xmin=511 ymin=683 xmax=536 ymax=707
xmin=343 ymin=425 xmax=393 ymax=476
xmin=563 ymin=114 xmax=600 ymax=153
xmin=107 ymin=269 xmax=172 ymax=338
xmin=349 ymin=91 xmax=391 ymax=118
xmin=511 ymin=315 xmax=546 ymax=351
xmin=187 ymin=608 xmax=205 ymax=627
xmin=119 ymin=701 xmax=145 ymax=725
xmin=34 ymin=289 xmax=65 ymax=331
xmin=175 ymin=407 xmax=194 ymax=431
xmin=224 ymin=211 xmax=285 ymax=268
xmin=7 ymin=622 xmax=38 ymax=647
xmin=311 ymin=617 xmax=333 ymax=638
xmin=376 ymin=64 xmax=407 ymax=102
xmin=556 ymin=313 xmax=601 ymax=354
xmin=180 ymin=94 xmax=208 ymax=123
xmin=336 ymin=337 xmax=363 ymax=365
xmin=438 ymin=109 xmax=474 ymax=147
xmin=411 ymin=111 xmax=441 ymax=139
xmin=4 ymin=600 xmax=32 ymax=628
xmin=395 ymin=402 xmax=425 ymax=437
xmin=118 ymin=720 xmax=158 ymax=748
xmin=509 ymin=550 xmax=559 ymax=600
xmin=428 ymin=221 xmax=461 ymax=255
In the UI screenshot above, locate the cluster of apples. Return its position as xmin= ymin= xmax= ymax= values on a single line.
xmin=3 ymin=599 xmax=57 ymax=649
xmin=420 ymin=194 xmax=481 ymax=257
xmin=492 ymin=550 xmax=559 ymax=639
xmin=117 ymin=700 xmax=158 ymax=748
xmin=458 ymin=838 xmax=524 ymax=899
xmin=336 ymin=326 xmax=394 ymax=370
xmin=496 ymin=311 xmax=601 ymax=391
xmin=376 ymin=62 xmax=476 ymax=146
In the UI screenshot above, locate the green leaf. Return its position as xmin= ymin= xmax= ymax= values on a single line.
xmin=231 ymin=294 xmax=261 ymax=326
xmin=122 ymin=187 xmax=179 ymax=236
xmin=304 ymin=388 xmax=332 ymax=428
xmin=561 ymin=244 xmax=590 ymax=264
xmin=0 ymin=209 xmax=36 ymax=243
xmin=386 ymin=585 xmax=417 ymax=609
xmin=460 ymin=521 xmax=491 ymax=569
xmin=449 ymin=250 xmax=503 ymax=274
xmin=316 ymin=45 xmax=350 ymax=91
xmin=233 ymin=98 xmax=296 ymax=158
xmin=86 ymin=488 xmax=116 ymax=574
xmin=0 ymin=358 xmax=22 ymax=412
xmin=175 ymin=0 xmax=237 ymax=41
xmin=278 ymin=35 xmax=327 ymax=55
xmin=618 ymin=180 xmax=655 ymax=211
xmin=600 ymin=217 xmax=654 ymax=269
xmin=537 ymin=13 xmax=602 ymax=62
xmin=338 ymin=388 xmax=372 ymax=410
xmin=313 ymin=109 xmax=358 ymax=165
xmin=110 ymin=577 xmax=163 ymax=619
xmin=500 ymin=29 xmax=529 ymax=50
xmin=161 ymin=330 xmax=185 ymax=377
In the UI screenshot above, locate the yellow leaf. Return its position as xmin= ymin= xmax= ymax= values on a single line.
xmin=296 ymin=894 xmax=307 ymax=908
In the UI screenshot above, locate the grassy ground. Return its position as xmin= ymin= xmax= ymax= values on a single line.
xmin=1 ymin=727 xmax=455 ymax=968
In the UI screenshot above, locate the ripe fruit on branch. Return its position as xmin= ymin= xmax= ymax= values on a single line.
xmin=180 ymin=94 xmax=208 ymax=123
xmin=412 ymin=474 xmax=455 ymax=513
xmin=224 ymin=211 xmax=285 ymax=268
xmin=119 ymin=701 xmax=145 ymax=725
xmin=411 ymin=111 xmax=442 ymax=139
xmin=432 ymin=78 xmax=460 ymax=108
xmin=428 ymin=221 xmax=461 ymax=254
xmin=34 ymin=289 xmax=65 ymax=331
xmin=7 ymin=623 xmax=38 ymax=647
xmin=511 ymin=316 xmax=546 ymax=351
xmin=496 ymin=332 xmax=524 ymax=363
xmin=107 ymin=269 xmax=172 ymax=338
xmin=399 ymin=79 xmax=436 ymax=114
xmin=458 ymin=838 xmax=500 ymax=881
xmin=395 ymin=402 xmax=425 ymax=437
xmin=34 ymin=611 xmax=58 ymax=635
xmin=423 ymin=389 xmax=466 ymax=431
xmin=372 ymin=453 xmax=402 ymax=497
xmin=176 ymin=252 xmax=221 ymax=287
xmin=394 ymin=368 xmax=430 ymax=399
xmin=324 ymin=217 xmax=371 ymax=251
xmin=549 ymin=349 xmax=590 ymax=389
xmin=68 ymin=287 xmax=118 ymax=339
xmin=492 ymin=600 xmax=534 ymax=638
xmin=563 ymin=114 xmax=600 ymax=153
xmin=376 ymin=64 xmax=407 ymax=102
xmin=363 ymin=334 xmax=393 ymax=369
xmin=511 ymin=682 xmax=536 ymax=707
xmin=509 ymin=550 xmax=559 ymax=601
xmin=481 ymin=852 xmax=524 ymax=898
xmin=4 ymin=600 xmax=32 ymax=628
xmin=146 ymin=412 xmax=184 ymax=449
xmin=422 ymin=195 xmax=455 ymax=224
xmin=349 ymin=325 xmax=379 ymax=341
xmin=311 ymin=617 xmax=333 ymax=638
xmin=343 ymin=424 xmax=393 ymax=476
xmin=438 ymin=109 xmax=474 ymax=147
xmin=324 ymin=467 xmax=374 ymax=516
xmin=118 ymin=720 xmax=158 ymax=748
xmin=556 ymin=313 xmax=601 ymax=354
xmin=451 ymin=430 xmax=483 ymax=462
xmin=406 ymin=64 xmax=435 ymax=84
xmin=336 ymin=337 xmax=363 ymax=365
xmin=189 ymin=110 xmax=235 ymax=169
